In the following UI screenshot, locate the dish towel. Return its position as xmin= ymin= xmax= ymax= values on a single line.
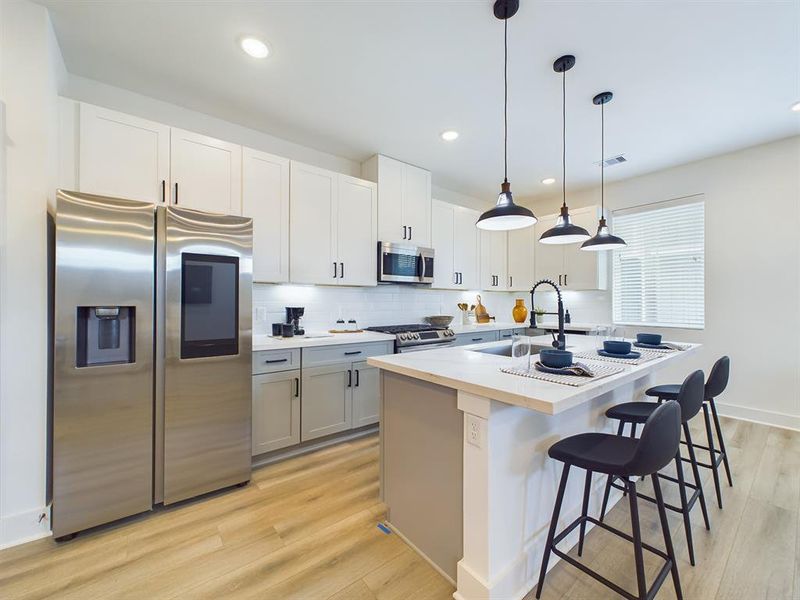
xmin=534 ymin=361 xmax=596 ymax=377
xmin=574 ymin=350 xmax=662 ymax=365
xmin=633 ymin=342 xmax=690 ymax=353
xmin=500 ymin=363 xmax=624 ymax=387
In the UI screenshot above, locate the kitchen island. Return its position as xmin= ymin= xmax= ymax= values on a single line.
xmin=368 ymin=334 xmax=698 ymax=600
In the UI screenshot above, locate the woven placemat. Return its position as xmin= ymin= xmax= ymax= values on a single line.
xmin=500 ymin=364 xmax=625 ymax=387
xmin=632 ymin=343 xmax=690 ymax=354
xmin=574 ymin=350 xmax=663 ymax=366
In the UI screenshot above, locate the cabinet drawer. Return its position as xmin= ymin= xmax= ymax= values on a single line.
xmin=498 ymin=328 xmax=526 ymax=340
xmin=302 ymin=342 xmax=394 ymax=368
xmin=454 ymin=331 xmax=500 ymax=346
xmin=252 ymin=348 xmax=301 ymax=375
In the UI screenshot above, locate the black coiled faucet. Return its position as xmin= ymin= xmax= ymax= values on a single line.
xmin=530 ymin=279 xmax=566 ymax=350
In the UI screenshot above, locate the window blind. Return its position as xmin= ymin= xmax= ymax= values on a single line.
xmin=612 ymin=199 xmax=705 ymax=329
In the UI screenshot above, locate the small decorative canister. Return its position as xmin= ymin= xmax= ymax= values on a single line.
xmin=512 ymin=299 xmax=528 ymax=324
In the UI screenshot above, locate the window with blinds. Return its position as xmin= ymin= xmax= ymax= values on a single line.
xmin=612 ymin=198 xmax=705 ymax=329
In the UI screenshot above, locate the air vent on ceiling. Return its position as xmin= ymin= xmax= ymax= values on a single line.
xmin=594 ymin=154 xmax=627 ymax=167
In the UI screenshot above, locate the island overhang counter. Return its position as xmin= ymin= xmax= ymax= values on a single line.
xmin=367 ymin=334 xmax=698 ymax=600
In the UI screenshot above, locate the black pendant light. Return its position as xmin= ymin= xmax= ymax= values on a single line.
xmin=581 ymin=92 xmax=627 ymax=251
xmin=477 ymin=0 xmax=537 ymax=231
xmin=539 ymin=55 xmax=591 ymax=244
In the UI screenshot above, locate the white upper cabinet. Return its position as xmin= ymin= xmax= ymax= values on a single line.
xmin=78 ymin=103 xmax=170 ymax=203
xmin=533 ymin=205 xmax=607 ymax=290
xmin=336 ymin=175 xmax=378 ymax=286
xmin=290 ymin=162 xmax=377 ymax=286
xmin=480 ymin=230 xmax=508 ymax=291
xmin=432 ymin=200 xmax=479 ymax=289
xmin=170 ymin=128 xmax=242 ymax=215
xmin=362 ymin=155 xmax=432 ymax=246
xmin=242 ymin=148 xmax=290 ymax=283
xmin=506 ymin=226 xmax=536 ymax=292
xmin=290 ymin=162 xmax=337 ymax=285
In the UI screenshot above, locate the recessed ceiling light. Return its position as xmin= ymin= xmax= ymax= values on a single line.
xmin=441 ymin=130 xmax=459 ymax=142
xmin=791 ymin=101 xmax=800 ymax=112
xmin=541 ymin=177 xmax=556 ymax=185
xmin=240 ymin=37 xmax=270 ymax=59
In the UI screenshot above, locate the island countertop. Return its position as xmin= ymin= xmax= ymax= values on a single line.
xmin=368 ymin=334 xmax=698 ymax=415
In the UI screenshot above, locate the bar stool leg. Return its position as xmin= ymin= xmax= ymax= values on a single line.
xmin=674 ymin=454 xmax=696 ymax=566
xmin=652 ymin=473 xmax=683 ymax=600
xmin=702 ymin=403 xmax=723 ymax=508
xmin=683 ymin=423 xmax=711 ymax=531
xmin=578 ymin=469 xmax=592 ymax=557
xmin=627 ymin=479 xmax=648 ymax=600
xmin=709 ymin=398 xmax=733 ymax=486
xmin=536 ymin=464 xmax=571 ymax=599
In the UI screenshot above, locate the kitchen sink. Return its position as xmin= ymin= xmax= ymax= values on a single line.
xmin=470 ymin=342 xmax=560 ymax=357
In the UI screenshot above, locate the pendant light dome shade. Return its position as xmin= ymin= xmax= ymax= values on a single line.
xmin=477 ymin=181 xmax=537 ymax=230
xmin=476 ymin=0 xmax=537 ymax=232
xmin=539 ymin=54 xmax=590 ymax=245
xmin=581 ymin=91 xmax=627 ymax=251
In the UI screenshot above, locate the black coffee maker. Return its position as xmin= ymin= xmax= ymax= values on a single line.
xmin=285 ymin=307 xmax=305 ymax=336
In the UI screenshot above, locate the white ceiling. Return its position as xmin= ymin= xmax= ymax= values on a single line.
xmin=40 ymin=0 xmax=800 ymax=200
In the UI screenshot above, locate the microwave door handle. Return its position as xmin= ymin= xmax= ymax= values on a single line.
xmin=419 ymin=253 xmax=426 ymax=281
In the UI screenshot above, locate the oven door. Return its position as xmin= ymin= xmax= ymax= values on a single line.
xmin=378 ymin=242 xmax=434 ymax=284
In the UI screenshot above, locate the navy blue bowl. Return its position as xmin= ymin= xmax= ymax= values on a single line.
xmin=636 ymin=332 xmax=662 ymax=346
xmin=539 ymin=349 xmax=573 ymax=369
xmin=604 ymin=340 xmax=632 ymax=355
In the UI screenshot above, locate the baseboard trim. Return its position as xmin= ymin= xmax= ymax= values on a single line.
xmin=251 ymin=425 xmax=378 ymax=469
xmin=715 ymin=402 xmax=800 ymax=432
xmin=1 ymin=506 xmax=52 ymax=550
xmin=385 ymin=520 xmax=456 ymax=586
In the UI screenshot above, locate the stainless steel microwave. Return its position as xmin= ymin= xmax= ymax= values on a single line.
xmin=377 ymin=242 xmax=434 ymax=284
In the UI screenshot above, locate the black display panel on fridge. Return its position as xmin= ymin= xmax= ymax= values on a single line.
xmin=180 ymin=253 xmax=239 ymax=359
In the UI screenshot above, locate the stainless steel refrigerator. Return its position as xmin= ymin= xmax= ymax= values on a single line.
xmin=52 ymin=189 xmax=252 ymax=539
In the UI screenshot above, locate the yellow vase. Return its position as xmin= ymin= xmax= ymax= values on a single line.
xmin=512 ymin=299 xmax=528 ymax=324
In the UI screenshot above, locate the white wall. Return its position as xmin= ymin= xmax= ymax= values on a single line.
xmin=520 ymin=136 xmax=800 ymax=429
xmin=0 ymin=0 xmax=65 ymax=548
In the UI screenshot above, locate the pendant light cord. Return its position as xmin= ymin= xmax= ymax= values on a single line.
xmin=503 ymin=16 xmax=508 ymax=183
xmin=601 ymin=101 xmax=605 ymax=215
xmin=561 ymin=69 xmax=566 ymax=208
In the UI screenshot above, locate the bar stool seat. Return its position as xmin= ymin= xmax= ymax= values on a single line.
xmin=548 ymin=433 xmax=639 ymax=475
xmin=646 ymin=384 xmax=680 ymax=400
xmin=606 ymin=401 xmax=660 ymax=423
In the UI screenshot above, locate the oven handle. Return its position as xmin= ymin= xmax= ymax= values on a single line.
xmin=397 ymin=340 xmax=456 ymax=353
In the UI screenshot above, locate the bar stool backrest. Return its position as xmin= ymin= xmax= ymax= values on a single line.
xmin=626 ymin=401 xmax=681 ymax=476
xmin=676 ymin=369 xmax=705 ymax=423
xmin=705 ymin=356 xmax=730 ymax=400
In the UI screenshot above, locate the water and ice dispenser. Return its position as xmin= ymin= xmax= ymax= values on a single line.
xmin=76 ymin=306 xmax=135 ymax=367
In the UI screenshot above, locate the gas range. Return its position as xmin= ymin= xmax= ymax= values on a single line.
xmin=365 ymin=323 xmax=456 ymax=352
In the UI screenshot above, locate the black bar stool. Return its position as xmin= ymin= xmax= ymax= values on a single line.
xmin=600 ymin=370 xmax=709 ymax=567
xmin=646 ymin=356 xmax=732 ymax=508
xmin=535 ymin=402 xmax=683 ymax=600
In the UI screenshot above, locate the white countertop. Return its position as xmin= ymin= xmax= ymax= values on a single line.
xmin=449 ymin=321 xmax=528 ymax=334
xmin=368 ymin=334 xmax=698 ymax=415
xmin=253 ymin=330 xmax=395 ymax=351
xmin=535 ymin=321 xmax=608 ymax=332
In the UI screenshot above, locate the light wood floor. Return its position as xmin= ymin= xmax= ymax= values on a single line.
xmin=1 ymin=416 xmax=797 ymax=599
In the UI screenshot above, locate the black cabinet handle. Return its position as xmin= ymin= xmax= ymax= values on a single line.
xmin=344 ymin=350 xmax=362 ymax=356
xmin=333 ymin=262 xmax=338 ymax=278
xmin=294 ymin=377 xmax=300 ymax=397
xmin=264 ymin=358 xmax=288 ymax=364
xmin=472 ymin=337 xmax=482 ymax=341
xmin=161 ymin=180 xmax=166 ymax=203
xmin=453 ymin=272 xmax=458 ymax=284
xmin=340 ymin=262 xmax=344 ymax=279
xmin=403 ymin=225 xmax=407 ymax=239
xmin=355 ymin=369 xmax=360 ymax=387
xmin=558 ymin=274 xmax=562 ymax=286
xmin=347 ymin=369 xmax=352 ymax=387
xmin=564 ymin=273 xmax=568 ymax=286
xmin=458 ymin=272 xmax=462 ymax=284
xmin=502 ymin=333 xmax=512 ymax=338
xmin=408 ymin=226 xmax=412 ymax=240
xmin=509 ymin=276 xmax=513 ymax=288
xmin=174 ymin=182 xmax=179 ymax=205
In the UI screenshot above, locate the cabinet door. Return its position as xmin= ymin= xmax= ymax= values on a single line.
xmin=78 ymin=103 xmax=170 ymax=203
xmin=480 ymin=230 xmax=508 ymax=290
xmin=376 ymin=155 xmax=405 ymax=243
xmin=403 ymin=163 xmax=432 ymax=246
xmin=289 ymin=161 xmax=337 ymax=285
xmin=534 ymin=215 xmax=566 ymax=285
xmin=453 ymin=207 xmax=480 ymax=289
xmin=431 ymin=200 xmax=455 ymax=289
xmin=562 ymin=207 xmax=607 ymax=290
xmin=301 ymin=364 xmax=353 ymax=441
xmin=242 ymin=148 xmax=290 ymax=283
xmin=337 ymin=175 xmax=378 ymax=286
xmin=170 ymin=128 xmax=242 ymax=214
xmin=352 ymin=361 xmax=381 ymax=428
xmin=507 ymin=226 xmax=536 ymax=291
xmin=252 ymin=370 xmax=300 ymax=455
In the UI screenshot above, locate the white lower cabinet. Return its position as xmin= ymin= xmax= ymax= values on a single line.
xmin=252 ymin=369 xmax=301 ymax=455
xmin=301 ymin=363 xmax=354 ymax=441
xmin=352 ymin=361 xmax=380 ymax=427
